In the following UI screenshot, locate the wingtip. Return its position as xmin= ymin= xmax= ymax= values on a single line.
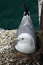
xmin=24 ymin=3 xmax=30 ymax=15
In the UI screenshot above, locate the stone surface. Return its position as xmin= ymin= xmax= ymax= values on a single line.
xmin=0 ymin=30 xmax=43 ymax=65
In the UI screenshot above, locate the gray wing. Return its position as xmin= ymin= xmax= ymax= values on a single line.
xmin=16 ymin=16 xmax=36 ymax=40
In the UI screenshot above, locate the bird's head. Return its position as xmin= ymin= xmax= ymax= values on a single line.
xmin=14 ymin=33 xmax=33 ymax=44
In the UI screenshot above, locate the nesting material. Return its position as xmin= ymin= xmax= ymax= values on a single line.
xmin=0 ymin=30 xmax=43 ymax=65
xmin=0 ymin=30 xmax=17 ymax=51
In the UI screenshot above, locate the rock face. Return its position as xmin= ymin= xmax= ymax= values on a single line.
xmin=0 ymin=30 xmax=43 ymax=65
xmin=40 ymin=2 xmax=43 ymax=30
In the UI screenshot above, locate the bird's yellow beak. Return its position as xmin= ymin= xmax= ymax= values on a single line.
xmin=12 ymin=38 xmax=20 ymax=42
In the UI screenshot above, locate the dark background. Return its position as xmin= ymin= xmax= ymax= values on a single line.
xmin=0 ymin=0 xmax=39 ymax=30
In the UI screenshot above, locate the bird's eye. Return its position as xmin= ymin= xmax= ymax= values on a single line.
xmin=21 ymin=38 xmax=24 ymax=40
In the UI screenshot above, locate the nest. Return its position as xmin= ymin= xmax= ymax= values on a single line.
xmin=0 ymin=30 xmax=43 ymax=65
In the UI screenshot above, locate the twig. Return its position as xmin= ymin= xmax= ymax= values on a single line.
xmin=35 ymin=60 xmax=40 ymax=65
